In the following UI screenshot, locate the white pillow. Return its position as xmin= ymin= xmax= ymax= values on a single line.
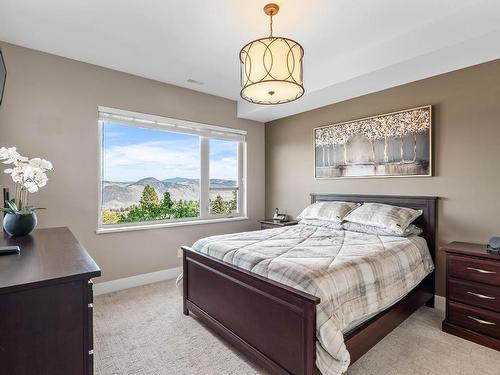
xmin=343 ymin=203 xmax=422 ymax=231
xmin=297 ymin=201 xmax=360 ymax=223
xmin=299 ymin=218 xmax=343 ymax=230
xmin=342 ymin=221 xmax=423 ymax=237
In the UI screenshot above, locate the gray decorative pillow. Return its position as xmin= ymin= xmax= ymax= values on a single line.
xmin=343 ymin=203 xmax=422 ymax=231
xmin=342 ymin=221 xmax=423 ymax=237
xmin=299 ymin=218 xmax=343 ymax=230
xmin=297 ymin=201 xmax=360 ymax=223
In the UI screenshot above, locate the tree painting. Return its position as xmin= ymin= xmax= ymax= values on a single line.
xmin=315 ymin=128 xmax=329 ymax=166
xmin=314 ymin=106 xmax=431 ymax=178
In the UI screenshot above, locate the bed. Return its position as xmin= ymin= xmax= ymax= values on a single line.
xmin=181 ymin=194 xmax=437 ymax=375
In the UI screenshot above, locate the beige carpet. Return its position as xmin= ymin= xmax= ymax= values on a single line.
xmin=94 ymin=280 xmax=500 ymax=375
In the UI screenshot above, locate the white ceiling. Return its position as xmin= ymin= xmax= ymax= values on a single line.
xmin=1 ymin=0 xmax=500 ymax=122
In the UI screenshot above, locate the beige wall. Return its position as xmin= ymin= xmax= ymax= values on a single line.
xmin=2 ymin=40 xmax=499 ymax=296
xmin=266 ymin=59 xmax=500 ymax=296
xmin=0 ymin=42 xmax=265 ymax=283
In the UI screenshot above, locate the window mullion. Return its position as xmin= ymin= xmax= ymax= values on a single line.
xmin=238 ymin=141 xmax=245 ymax=216
xmin=199 ymin=137 xmax=210 ymax=219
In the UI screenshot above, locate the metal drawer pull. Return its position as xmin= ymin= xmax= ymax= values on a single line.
xmin=88 ymin=350 xmax=94 ymax=355
xmin=467 ymin=291 xmax=495 ymax=300
xmin=88 ymin=303 xmax=93 ymax=308
xmin=466 ymin=267 xmax=496 ymax=274
xmin=467 ymin=316 xmax=496 ymax=325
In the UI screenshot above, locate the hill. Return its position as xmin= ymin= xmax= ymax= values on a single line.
xmin=102 ymin=177 xmax=236 ymax=210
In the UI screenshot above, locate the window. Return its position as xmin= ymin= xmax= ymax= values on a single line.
xmin=98 ymin=107 xmax=246 ymax=231
xmin=209 ymin=139 xmax=240 ymax=215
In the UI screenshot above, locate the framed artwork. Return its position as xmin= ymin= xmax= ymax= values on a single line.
xmin=314 ymin=105 xmax=432 ymax=179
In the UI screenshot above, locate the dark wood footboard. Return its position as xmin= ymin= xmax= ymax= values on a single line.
xmin=344 ymin=277 xmax=433 ymax=363
xmin=182 ymin=246 xmax=320 ymax=375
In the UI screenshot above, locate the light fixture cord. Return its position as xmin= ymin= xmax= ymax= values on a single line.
xmin=270 ymin=14 xmax=273 ymax=37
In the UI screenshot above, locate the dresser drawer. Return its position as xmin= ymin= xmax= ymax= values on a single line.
xmin=448 ymin=301 xmax=500 ymax=339
xmin=449 ymin=279 xmax=500 ymax=313
xmin=448 ymin=255 xmax=500 ymax=286
xmin=86 ymin=280 xmax=94 ymax=375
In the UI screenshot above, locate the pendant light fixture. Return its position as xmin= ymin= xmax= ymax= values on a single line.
xmin=239 ymin=3 xmax=304 ymax=105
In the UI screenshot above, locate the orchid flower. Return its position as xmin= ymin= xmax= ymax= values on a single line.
xmin=0 ymin=146 xmax=53 ymax=214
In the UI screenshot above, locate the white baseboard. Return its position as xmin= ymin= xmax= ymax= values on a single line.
xmin=434 ymin=295 xmax=446 ymax=313
xmin=93 ymin=266 xmax=182 ymax=296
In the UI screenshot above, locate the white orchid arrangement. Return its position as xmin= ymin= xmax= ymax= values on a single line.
xmin=0 ymin=146 xmax=53 ymax=215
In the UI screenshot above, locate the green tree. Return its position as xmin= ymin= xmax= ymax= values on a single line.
xmin=119 ymin=185 xmax=161 ymax=223
xmin=118 ymin=204 xmax=147 ymax=223
xmin=116 ymin=187 xmax=199 ymax=223
xmin=158 ymin=191 xmax=174 ymax=219
xmin=188 ymin=200 xmax=200 ymax=217
xmin=101 ymin=209 xmax=121 ymax=224
xmin=210 ymin=194 xmax=226 ymax=215
xmin=227 ymin=190 xmax=237 ymax=213
xmin=161 ymin=191 xmax=174 ymax=210
xmin=140 ymin=185 xmax=159 ymax=207
xmin=173 ymin=199 xmax=184 ymax=218
xmin=174 ymin=199 xmax=196 ymax=218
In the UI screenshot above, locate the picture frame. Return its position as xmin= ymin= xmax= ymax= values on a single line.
xmin=313 ymin=105 xmax=432 ymax=179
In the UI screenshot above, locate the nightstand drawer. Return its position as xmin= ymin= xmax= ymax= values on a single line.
xmin=448 ymin=255 xmax=500 ymax=286
xmin=449 ymin=279 xmax=500 ymax=313
xmin=448 ymin=301 xmax=500 ymax=339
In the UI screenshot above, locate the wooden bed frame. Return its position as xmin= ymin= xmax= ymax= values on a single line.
xmin=182 ymin=194 xmax=437 ymax=375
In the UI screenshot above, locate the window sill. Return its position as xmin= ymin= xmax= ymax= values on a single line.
xmin=95 ymin=216 xmax=249 ymax=234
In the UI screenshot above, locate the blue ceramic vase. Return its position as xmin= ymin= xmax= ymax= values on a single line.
xmin=3 ymin=212 xmax=37 ymax=236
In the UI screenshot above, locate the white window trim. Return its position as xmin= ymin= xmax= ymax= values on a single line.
xmin=96 ymin=107 xmax=247 ymax=233
xmin=98 ymin=106 xmax=246 ymax=141
xmin=96 ymin=216 xmax=249 ymax=234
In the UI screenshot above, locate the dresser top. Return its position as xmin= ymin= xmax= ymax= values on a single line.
xmin=0 ymin=227 xmax=101 ymax=293
xmin=441 ymin=241 xmax=500 ymax=260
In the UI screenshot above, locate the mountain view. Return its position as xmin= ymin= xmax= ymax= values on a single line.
xmin=100 ymin=121 xmax=240 ymax=225
xmin=102 ymin=177 xmax=236 ymax=211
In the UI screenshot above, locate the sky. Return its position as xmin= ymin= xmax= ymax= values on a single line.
xmin=102 ymin=122 xmax=238 ymax=182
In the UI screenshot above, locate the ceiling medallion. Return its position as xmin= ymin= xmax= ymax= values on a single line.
xmin=239 ymin=3 xmax=304 ymax=105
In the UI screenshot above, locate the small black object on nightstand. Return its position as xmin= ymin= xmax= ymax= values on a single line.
xmin=0 ymin=245 xmax=20 ymax=255
xmin=487 ymin=236 xmax=500 ymax=254
xmin=258 ymin=219 xmax=299 ymax=230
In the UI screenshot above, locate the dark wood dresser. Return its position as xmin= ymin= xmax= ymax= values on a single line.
xmin=0 ymin=227 xmax=101 ymax=374
xmin=442 ymin=242 xmax=500 ymax=351
xmin=258 ymin=219 xmax=299 ymax=230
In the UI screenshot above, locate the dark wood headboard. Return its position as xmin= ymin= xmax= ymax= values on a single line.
xmin=310 ymin=193 xmax=438 ymax=261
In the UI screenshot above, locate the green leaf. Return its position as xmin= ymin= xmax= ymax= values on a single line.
xmin=2 ymin=200 xmax=44 ymax=215
xmin=5 ymin=200 xmax=18 ymax=212
xmin=21 ymin=206 xmax=45 ymax=211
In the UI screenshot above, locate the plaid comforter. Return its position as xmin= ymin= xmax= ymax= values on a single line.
xmin=191 ymin=224 xmax=434 ymax=375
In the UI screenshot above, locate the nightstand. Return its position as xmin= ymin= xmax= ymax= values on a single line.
xmin=258 ymin=219 xmax=299 ymax=230
xmin=441 ymin=242 xmax=500 ymax=351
